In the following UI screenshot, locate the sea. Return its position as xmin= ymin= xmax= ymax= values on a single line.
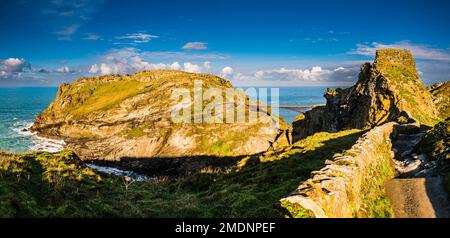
xmin=0 ymin=87 xmax=327 ymax=153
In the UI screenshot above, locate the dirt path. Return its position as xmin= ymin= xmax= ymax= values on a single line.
xmin=385 ymin=178 xmax=450 ymax=218
xmin=385 ymin=129 xmax=450 ymax=218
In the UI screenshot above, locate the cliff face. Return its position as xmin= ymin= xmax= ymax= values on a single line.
xmin=32 ymin=70 xmax=290 ymax=164
xmin=293 ymin=49 xmax=439 ymax=140
xmin=429 ymin=81 xmax=450 ymax=118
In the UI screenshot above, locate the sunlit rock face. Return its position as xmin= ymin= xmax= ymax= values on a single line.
xmin=293 ymin=49 xmax=439 ymax=141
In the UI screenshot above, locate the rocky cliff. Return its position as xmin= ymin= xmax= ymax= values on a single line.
xmin=293 ymin=49 xmax=439 ymax=140
xmin=32 ymin=70 xmax=290 ymax=169
xmin=429 ymin=81 xmax=450 ymax=118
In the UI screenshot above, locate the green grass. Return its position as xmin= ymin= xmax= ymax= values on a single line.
xmin=415 ymin=118 xmax=450 ymax=160
xmin=65 ymin=80 xmax=148 ymax=118
xmin=125 ymin=127 xmax=146 ymax=139
xmin=0 ymin=129 xmax=363 ymax=218
xmin=280 ymin=200 xmax=314 ymax=218
xmin=359 ymin=140 xmax=395 ymax=218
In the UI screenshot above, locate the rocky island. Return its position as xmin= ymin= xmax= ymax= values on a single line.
xmin=31 ymin=70 xmax=290 ymax=175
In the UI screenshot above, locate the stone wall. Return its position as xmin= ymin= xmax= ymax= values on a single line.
xmin=280 ymin=122 xmax=419 ymax=218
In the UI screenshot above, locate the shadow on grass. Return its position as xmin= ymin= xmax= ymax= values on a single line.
xmin=90 ymin=155 xmax=250 ymax=177
xmin=90 ymin=130 xmax=364 ymax=217
xmin=1 ymin=130 xmax=364 ymax=218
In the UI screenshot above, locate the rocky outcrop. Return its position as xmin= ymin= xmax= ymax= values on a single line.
xmin=293 ymin=49 xmax=439 ymax=141
xmin=31 ymin=70 xmax=290 ymax=169
xmin=429 ymin=81 xmax=450 ymax=118
xmin=281 ymin=122 xmax=421 ymax=218
xmin=416 ymin=117 xmax=450 ymax=162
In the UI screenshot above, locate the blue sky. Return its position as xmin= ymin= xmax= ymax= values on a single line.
xmin=1 ymin=0 xmax=450 ymax=86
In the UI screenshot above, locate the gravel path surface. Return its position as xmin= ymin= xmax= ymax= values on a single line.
xmin=385 ymin=129 xmax=450 ymax=218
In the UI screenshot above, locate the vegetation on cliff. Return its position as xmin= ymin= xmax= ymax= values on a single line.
xmin=293 ymin=49 xmax=439 ymax=140
xmin=416 ymin=118 xmax=450 ymax=161
xmin=0 ymin=129 xmax=361 ymax=218
xmin=429 ymin=82 xmax=450 ymax=119
xmin=373 ymin=49 xmax=439 ymax=126
xmin=32 ymin=70 xmax=290 ymax=166
xmin=415 ymin=118 xmax=450 ymax=193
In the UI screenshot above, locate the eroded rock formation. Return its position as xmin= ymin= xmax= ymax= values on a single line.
xmin=293 ymin=49 xmax=439 ymax=141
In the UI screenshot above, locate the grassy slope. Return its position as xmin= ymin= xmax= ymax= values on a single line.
xmin=0 ymin=130 xmax=362 ymax=218
xmin=45 ymin=70 xmax=234 ymax=119
xmin=66 ymin=80 xmax=147 ymax=118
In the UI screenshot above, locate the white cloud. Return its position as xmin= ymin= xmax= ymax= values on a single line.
xmin=349 ymin=41 xmax=450 ymax=61
xmin=203 ymin=61 xmax=211 ymax=70
xmin=170 ymin=62 xmax=181 ymax=70
xmin=255 ymin=66 xmax=330 ymax=81
xmin=45 ymin=0 xmax=102 ymax=20
xmin=142 ymin=51 xmax=227 ymax=60
xmin=89 ymin=48 xmax=212 ymax=75
xmin=55 ymin=24 xmax=79 ymax=40
xmin=55 ymin=66 xmax=74 ymax=73
xmin=182 ymin=42 xmax=208 ymax=50
xmin=88 ymin=64 xmax=99 ymax=74
xmin=0 ymin=58 xmax=31 ymax=73
xmin=0 ymin=57 xmax=82 ymax=86
xmin=221 ymin=66 xmax=234 ymax=75
xmin=115 ymin=33 xmax=159 ymax=44
xmin=0 ymin=58 xmax=31 ymax=79
xmin=304 ymin=37 xmax=339 ymax=43
xmin=223 ymin=65 xmax=359 ymax=84
xmin=83 ymin=33 xmax=101 ymax=41
xmin=183 ymin=62 xmax=202 ymax=73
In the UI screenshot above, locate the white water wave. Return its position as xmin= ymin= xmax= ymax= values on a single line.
xmin=13 ymin=121 xmax=150 ymax=181
xmin=13 ymin=121 xmax=66 ymax=153
xmin=86 ymin=164 xmax=150 ymax=181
